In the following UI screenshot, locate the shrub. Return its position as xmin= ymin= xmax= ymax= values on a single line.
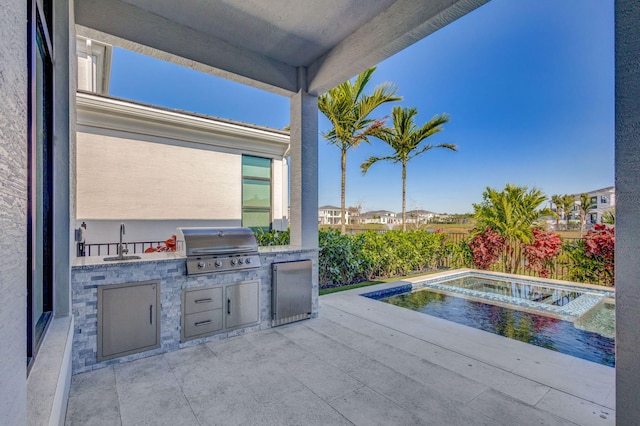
xmin=469 ymin=227 xmax=504 ymax=270
xmin=523 ymin=228 xmax=562 ymax=277
xmin=563 ymin=225 xmax=614 ymax=286
xmin=318 ymin=230 xmax=370 ymax=287
xmin=255 ymin=229 xmax=290 ymax=246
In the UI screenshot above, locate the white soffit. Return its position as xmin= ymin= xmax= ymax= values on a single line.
xmin=75 ymin=0 xmax=489 ymax=96
xmin=76 ymin=92 xmax=290 ymax=157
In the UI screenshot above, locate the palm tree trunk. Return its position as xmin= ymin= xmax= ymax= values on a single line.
xmin=341 ymin=149 xmax=347 ymax=234
xmin=402 ymin=160 xmax=407 ymax=232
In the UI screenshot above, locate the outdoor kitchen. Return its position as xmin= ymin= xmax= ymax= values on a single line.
xmin=71 ymin=227 xmax=318 ymax=374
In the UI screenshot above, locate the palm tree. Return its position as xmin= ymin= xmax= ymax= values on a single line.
xmin=602 ymin=208 xmax=615 ymax=225
xmin=318 ymin=67 xmax=402 ymax=233
xmin=550 ymin=194 xmax=563 ymax=229
xmin=473 ymin=184 xmax=553 ymax=273
xmin=360 ymin=106 xmax=456 ymax=231
xmin=560 ymin=194 xmax=577 ymax=230
xmin=579 ymin=193 xmax=596 ymax=236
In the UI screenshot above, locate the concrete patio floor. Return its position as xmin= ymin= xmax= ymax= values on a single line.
xmin=65 ymin=282 xmax=615 ymax=425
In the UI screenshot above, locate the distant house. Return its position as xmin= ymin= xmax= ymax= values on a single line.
xmin=318 ymin=205 xmax=350 ymax=225
xmin=404 ymin=209 xmax=435 ymax=224
xmin=361 ymin=210 xmax=400 ymax=225
xmin=571 ymin=186 xmax=615 ymax=225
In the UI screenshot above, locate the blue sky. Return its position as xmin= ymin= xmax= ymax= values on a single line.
xmin=109 ymin=0 xmax=614 ymax=214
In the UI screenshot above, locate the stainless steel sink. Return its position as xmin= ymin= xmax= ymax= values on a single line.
xmin=104 ymin=223 xmax=141 ymax=261
xmin=103 ymin=255 xmax=141 ymax=262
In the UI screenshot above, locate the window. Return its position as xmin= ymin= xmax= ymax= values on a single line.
xmin=590 ymin=196 xmax=598 ymax=208
xmin=242 ymin=156 xmax=271 ymax=231
xmin=27 ymin=0 xmax=54 ymax=371
xmin=590 ymin=213 xmax=598 ymax=224
xmin=601 ymin=195 xmax=608 ymax=204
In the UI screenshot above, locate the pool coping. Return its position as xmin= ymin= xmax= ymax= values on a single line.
xmin=319 ymin=270 xmax=615 ymax=410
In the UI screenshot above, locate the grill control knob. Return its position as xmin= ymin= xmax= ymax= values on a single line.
xmin=197 ymin=261 xmax=206 ymax=269
xmin=231 ymin=258 xmax=238 ymax=266
xmin=245 ymin=257 xmax=252 ymax=264
xmin=214 ymin=260 xmax=222 ymax=268
xmin=238 ymin=258 xmax=244 ymax=264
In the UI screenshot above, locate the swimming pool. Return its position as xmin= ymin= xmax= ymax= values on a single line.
xmin=362 ymin=271 xmax=615 ymax=367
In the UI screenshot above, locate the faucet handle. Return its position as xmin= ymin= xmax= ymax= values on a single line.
xmin=121 ymin=243 xmax=129 ymax=255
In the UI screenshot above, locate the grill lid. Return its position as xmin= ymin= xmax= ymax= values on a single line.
xmin=176 ymin=227 xmax=258 ymax=257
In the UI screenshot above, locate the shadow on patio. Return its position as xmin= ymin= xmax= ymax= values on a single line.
xmin=66 ymin=287 xmax=615 ymax=425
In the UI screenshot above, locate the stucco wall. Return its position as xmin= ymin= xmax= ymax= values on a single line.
xmin=0 ymin=1 xmax=27 ymax=423
xmin=76 ymin=132 xmax=243 ymax=220
xmin=615 ymin=0 xmax=640 ymax=422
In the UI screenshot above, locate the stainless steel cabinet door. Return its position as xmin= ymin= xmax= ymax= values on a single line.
xmin=98 ymin=281 xmax=160 ymax=361
xmin=225 ymin=280 xmax=259 ymax=329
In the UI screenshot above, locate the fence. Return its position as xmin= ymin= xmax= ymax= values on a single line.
xmin=80 ymin=241 xmax=166 ymax=257
xmin=436 ymin=234 xmax=604 ymax=284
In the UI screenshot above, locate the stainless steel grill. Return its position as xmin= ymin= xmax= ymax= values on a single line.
xmin=176 ymin=227 xmax=261 ymax=275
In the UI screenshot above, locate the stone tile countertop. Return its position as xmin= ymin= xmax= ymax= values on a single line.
xmin=72 ymin=245 xmax=318 ymax=268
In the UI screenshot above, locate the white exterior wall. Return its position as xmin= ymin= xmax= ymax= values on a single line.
xmin=76 ymin=132 xmax=242 ymax=220
xmin=75 ymin=93 xmax=290 ymax=244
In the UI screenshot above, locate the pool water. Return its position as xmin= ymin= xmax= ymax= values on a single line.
xmin=381 ymin=289 xmax=615 ymax=367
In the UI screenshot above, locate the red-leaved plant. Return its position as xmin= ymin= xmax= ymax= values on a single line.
xmin=469 ymin=227 xmax=504 ymax=270
xmin=584 ymin=224 xmax=615 ymax=277
xmin=144 ymin=235 xmax=177 ymax=253
xmin=523 ymin=228 xmax=563 ymax=277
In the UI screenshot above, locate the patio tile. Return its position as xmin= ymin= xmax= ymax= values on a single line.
xmin=114 ymin=353 xmax=173 ymax=387
xmin=275 ymin=349 xmax=364 ymax=402
xmin=466 ymin=389 xmax=577 ymax=426
xmin=68 ymin=365 xmax=116 ymax=394
xmin=536 ymin=389 xmax=615 ymax=426
xmin=346 ymin=358 xmax=495 ymax=425
xmin=329 ymin=386 xmax=424 ymax=426
xmin=235 ymin=359 xmax=307 ymax=403
xmin=117 ymin=376 xmax=198 ymax=426
xmin=513 ymin=356 xmax=614 ymax=405
xmin=307 ymin=316 xmax=488 ymax=403
xmin=179 ymin=371 xmax=260 ymax=426
xmin=321 ymin=303 xmax=552 ymax=405
xmin=246 ymin=386 xmax=353 ymax=426
xmin=603 ymin=387 xmax=615 ymax=410
xmin=65 ymin=384 xmax=121 ymax=426
xmin=275 ymin=323 xmax=372 ymax=372
xmin=206 ymin=335 xmax=267 ymax=365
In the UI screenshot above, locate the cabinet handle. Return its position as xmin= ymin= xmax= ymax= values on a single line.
xmin=227 ymin=299 xmax=231 ymax=315
xmin=194 ymin=298 xmax=213 ymax=304
xmin=195 ymin=320 xmax=212 ymax=327
xmin=149 ymin=305 xmax=153 ymax=324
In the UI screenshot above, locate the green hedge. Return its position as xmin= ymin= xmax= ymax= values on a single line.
xmin=255 ymin=229 xmax=455 ymax=288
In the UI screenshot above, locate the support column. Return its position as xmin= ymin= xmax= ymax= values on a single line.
xmin=615 ymin=0 xmax=640 ymax=422
xmin=289 ymin=67 xmax=318 ymax=248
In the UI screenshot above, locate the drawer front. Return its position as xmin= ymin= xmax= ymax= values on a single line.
xmin=183 ymin=310 xmax=223 ymax=339
xmin=184 ymin=287 xmax=223 ymax=314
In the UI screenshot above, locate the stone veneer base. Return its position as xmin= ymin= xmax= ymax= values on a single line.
xmin=71 ymin=248 xmax=318 ymax=374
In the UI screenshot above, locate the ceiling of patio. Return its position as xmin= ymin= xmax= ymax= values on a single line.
xmin=75 ymin=0 xmax=488 ymax=96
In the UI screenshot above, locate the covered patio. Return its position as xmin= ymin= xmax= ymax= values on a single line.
xmin=2 ymin=1 xmax=638 ymax=425
xmin=66 ymin=281 xmax=614 ymax=425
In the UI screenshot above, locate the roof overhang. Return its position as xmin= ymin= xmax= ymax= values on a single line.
xmin=76 ymin=92 xmax=290 ymax=157
xmin=75 ymin=0 xmax=489 ymax=97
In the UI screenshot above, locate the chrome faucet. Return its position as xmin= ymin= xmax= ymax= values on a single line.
xmin=104 ymin=223 xmax=140 ymax=261
xmin=118 ymin=223 xmax=128 ymax=257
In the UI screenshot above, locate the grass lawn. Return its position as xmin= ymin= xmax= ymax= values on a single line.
xmin=319 ymin=270 xmax=441 ymax=296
